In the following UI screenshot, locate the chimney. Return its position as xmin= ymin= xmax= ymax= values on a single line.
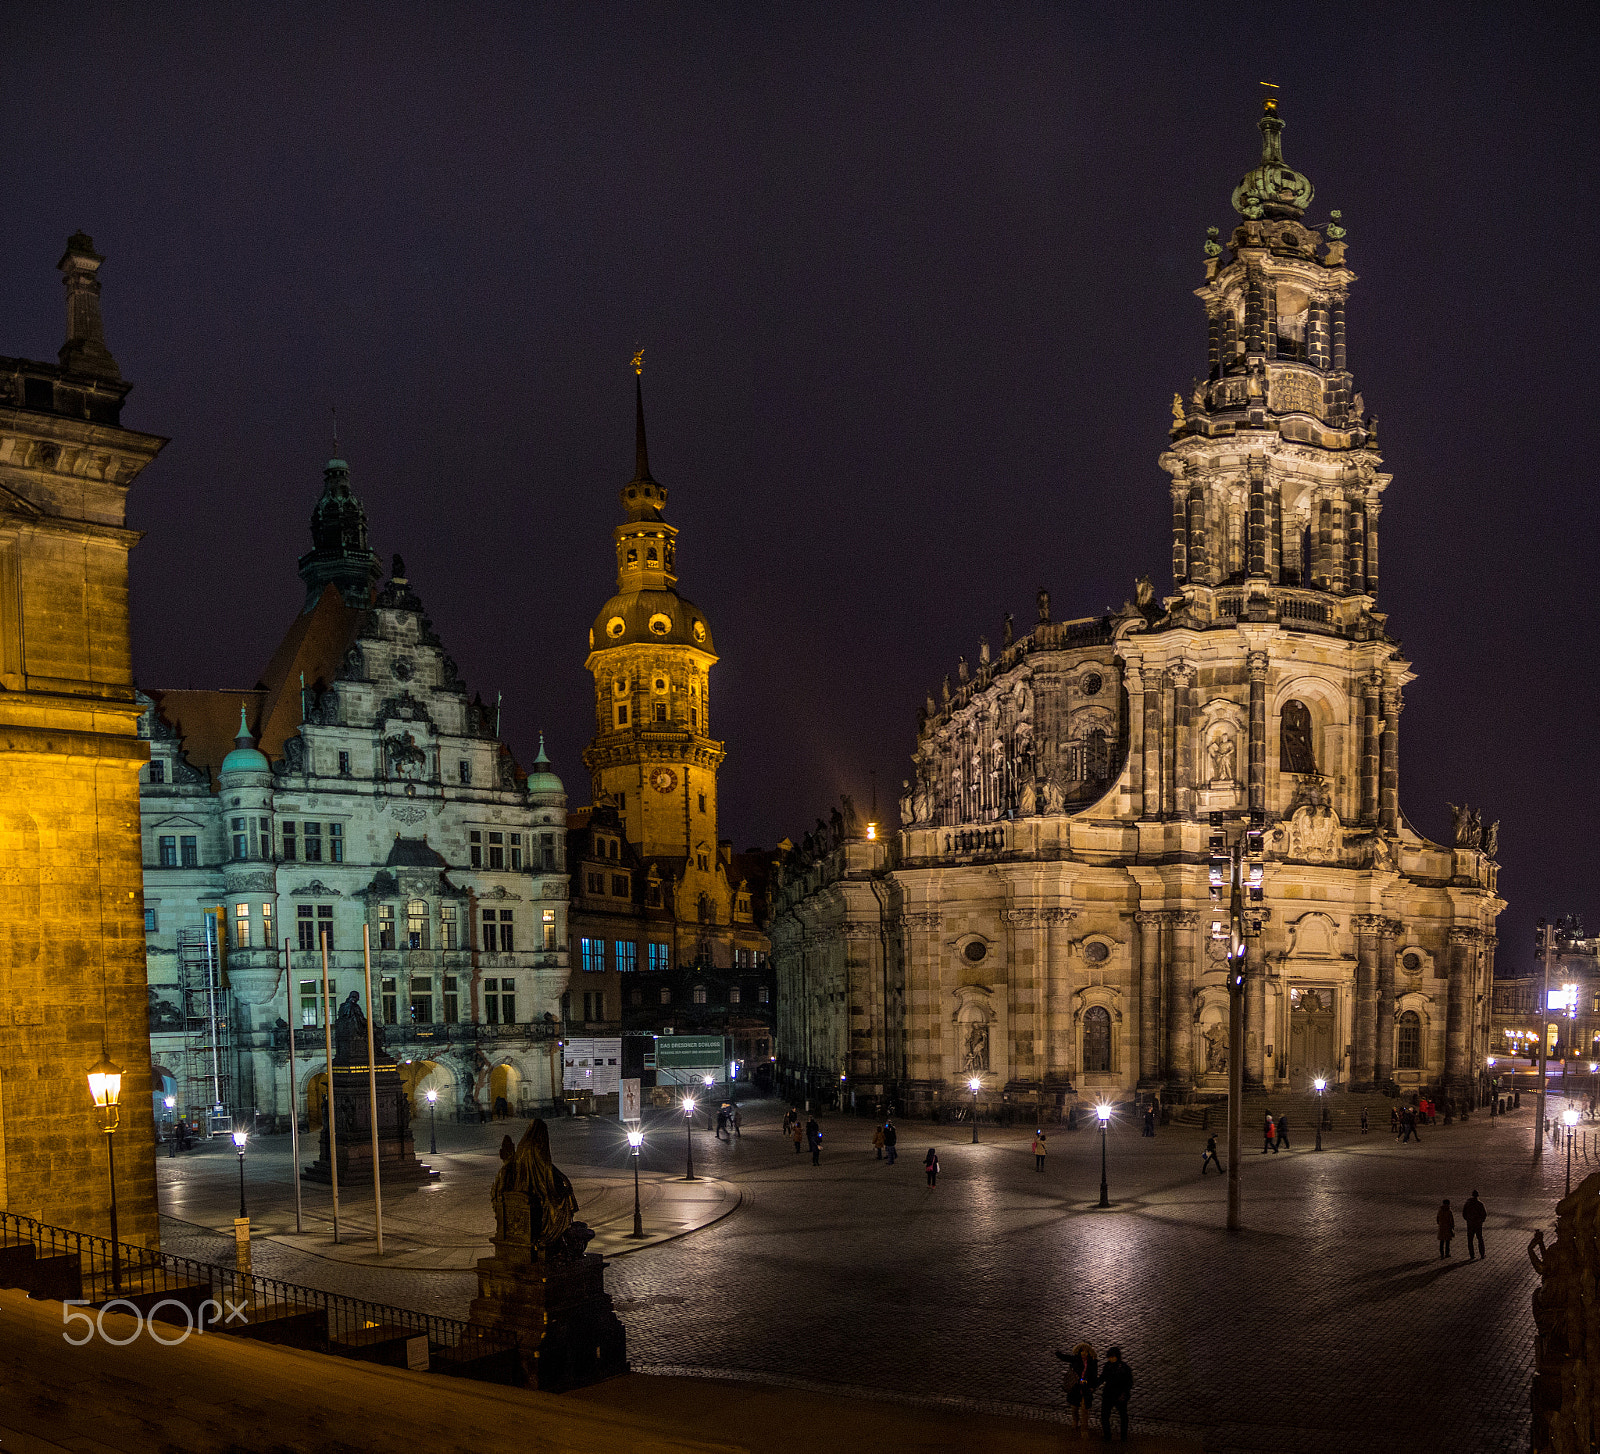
xmin=57 ymin=232 xmax=120 ymax=379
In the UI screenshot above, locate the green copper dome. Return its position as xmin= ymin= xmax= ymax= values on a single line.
xmin=220 ymin=704 xmax=270 ymax=776
xmin=1231 ymin=96 xmax=1313 ymax=221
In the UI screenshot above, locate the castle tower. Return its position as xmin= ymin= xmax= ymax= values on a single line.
xmin=296 ymin=451 xmax=382 ymax=611
xmin=582 ymin=364 xmax=724 ymax=890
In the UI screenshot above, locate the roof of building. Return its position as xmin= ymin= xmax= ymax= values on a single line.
xmin=525 ymin=734 xmax=564 ymax=796
xmin=219 ymin=704 xmax=270 ymax=776
xmin=384 ymin=836 xmax=449 ymax=868
xmin=588 ymin=585 xmax=715 ymax=657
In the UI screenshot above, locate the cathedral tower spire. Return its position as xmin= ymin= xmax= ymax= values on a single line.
xmin=1163 ymin=93 xmax=1385 ymax=603
xmin=583 ymin=357 xmax=723 ymax=870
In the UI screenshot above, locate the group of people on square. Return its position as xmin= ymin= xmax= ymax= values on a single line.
xmin=1435 ymin=1191 xmax=1487 ymax=1260
xmin=1055 ymin=1341 xmax=1134 ymax=1442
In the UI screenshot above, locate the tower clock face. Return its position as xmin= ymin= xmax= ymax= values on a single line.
xmin=650 ymin=766 xmax=678 ymax=794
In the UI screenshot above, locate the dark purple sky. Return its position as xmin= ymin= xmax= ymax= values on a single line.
xmin=5 ymin=5 xmax=1596 ymax=972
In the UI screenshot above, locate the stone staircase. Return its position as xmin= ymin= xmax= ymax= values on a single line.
xmin=1167 ymin=1089 xmax=1518 ymax=1135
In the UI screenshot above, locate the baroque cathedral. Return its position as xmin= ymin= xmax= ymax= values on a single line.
xmin=771 ymin=99 xmax=1503 ymax=1118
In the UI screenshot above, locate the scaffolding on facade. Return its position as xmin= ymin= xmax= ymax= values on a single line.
xmin=177 ymin=916 xmax=234 ymax=1136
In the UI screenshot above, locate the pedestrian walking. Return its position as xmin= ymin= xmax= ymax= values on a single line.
xmin=1360 ymin=1107 xmax=1369 ymax=1134
xmin=1263 ymin=1112 xmax=1276 ymax=1154
xmin=732 ymin=1106 xmax=742 ymax=1138
xmin=1201 ymin=1133 xmax=1222 ymax=1175
xmin=716 ymin=1106 xmax=729 ymax=1141
xmin=924 ymin=1147 xmax=939 ymax=1186
xmin=1463 ymin=1190 xmax=1486 ymax=1261
xmin=1032 ymin=1129 xmax=1047 ymax=1171
xmin=1142 ymin=1106 xmax=1156 ymax=1137
xmin=791 ymin=1118 xmax=804 ymax=1154
xmin=806 ymin=1116 xmax=822 ymax=1166
xmin=873 ymin=1124 xmax=885 ymax=1159
xmin=783 ymin=1106 xmax=797 ymax=1136
xmin=1099 ymin=1345 xmax=1133 ymax=1442
xmin=1054 ymin=1341 xmax=1099 ymax=1439
xmin=1410 ymin=1108 xmax=1423 ymax=1142
xmin=1390 ymin=1106 xmax=1399 ymax=1136
xmin=884 ymin=1119 xmax=898 ymax=1165
xmin=1436 ymin=1198 xmax=1455 ymax=1257
xmin=1274 ymin=1114 xmax=1290 ymax=1151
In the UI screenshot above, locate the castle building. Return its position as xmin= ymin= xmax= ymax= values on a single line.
xmin=0 ymin=236 xmax=166 ymax=1242
xmin=140 ymin=455 xmax=570 ymax=1130
xmin=1490 ymin=916 xmax=1600 ymax=1068
xmin=770 ymin=100 xmax=1503 ymax=1118
xmin=564 ymin=372 xmax=772 ymax=1087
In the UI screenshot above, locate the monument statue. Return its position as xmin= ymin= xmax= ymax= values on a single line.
xmin=490 ymin=1119 xmax=582 ymax=1257
xmin=333 ymin=991 xmax=371 ymax=1063
xmin=1037 ymin=587 xmax=1051 ymax=624
xmin=1527 ymin=1172 xmax=1600 ymax=1452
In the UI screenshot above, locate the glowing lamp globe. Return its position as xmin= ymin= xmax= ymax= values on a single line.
xmin=87 ymin=1052 xmax=123 ymax=1109
xmin=1096 ymin=1103 xmax=1111 ymax=1125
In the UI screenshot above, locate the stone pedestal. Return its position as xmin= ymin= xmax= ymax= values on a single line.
xmin=302 ymin=1064 xmax=436 ymax=1184
xmin=469 ymin=1231 xmax=628 ymax=1391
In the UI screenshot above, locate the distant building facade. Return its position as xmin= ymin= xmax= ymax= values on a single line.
xmin=563 ymin=376 xmax=772 ymax=1090
xmin=0 ymin=236 xmax=166 ymax=1242
xmin=771 ymin=102 xmax=1504 ymax=1119
xmin=140 ymin=455 xmax=570 ymax=1130
xmin=1491 ymin=917 xmax=1600 ymax=1065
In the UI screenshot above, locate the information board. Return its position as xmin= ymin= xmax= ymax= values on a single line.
xmin=563 ymin=1037 xmax=622 ymax=1094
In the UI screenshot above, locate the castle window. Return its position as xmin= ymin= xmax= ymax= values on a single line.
xmin=693 ymin=985 xmax=708 ymax=1005
xmin=381 ymin=976 xmax=398 ymax=1025
xmin=410 ymin=976 xmax=433 ymax=1024
xmin=148 ymin=760 xmax=165 ymax=784
xmin=541 ymin=832 xmax=556 ymax=869
xmin=587 ymin=871 xmax=603 ymax=893
xmin=691 ymin=709 xmax=697 ymax=726
xmin=379 ymin=903 xmax=396 ymax=950
xmin=729 ymin=985 xmax=741 ymax=1004
xmin=303 ymin=821 xmax=322 ymax=863
xmin=299 ymin=980 xmax=318 ymax=1026
xmin=144 ymin=907 xmax=158 ymax=933
xmin=233 ymin=903 xmax=250 ymax=949
xmin=611 ymin=873 xmax=630 ymax=897
xmin=1397 ymin=1011 xmax=1421 ymax=1070
xmin=470 ymin=830 xmax=482 ymax=868
xmin=232 ymin=818 xmax=248 ymax=860
xmin=406 ymin=899 xmax=429 ymax=951
xmin=316 ymin=904 xmax=334 ymax=950
xmin=329 ymin=823 xmax=343 ymax=862
xmin=581 ymin=937 xmax=605 ymax=973
xmin=510 ymin=833 xmax=522 ymax=870
xmin=442 ymin=905 xmax=459 ymax=950
xmin=443 ymin=974 xmax=459 ymax=1024
xmin=158 ymin=835 xmax=177 ymax=866
xmin=543 ymin=908 xmax=556 ymax=951
xmin=648 ymin=942 xmax=670 ymax=972
xmin=1083 ymin=1005 xmax=1112 ymax=1073
xmin=297 ymin=905 xmax=315 ymax=951
xmin=660 ymin=986 xmax=672 ymax=1005
xmin=339 ymin=751 xmax=351 ymax=776
xmin=627 ymin=549 xmax=637 ymax=564
xmin=180 ymin=835 xmax=198 ymax=868
xmin=583 ymin=990 xmax=605 ymax=1020
xmin=488 ymin=832 xmax=504 ymax=870
xmin=459 ymin=760 xmax=471 ymax=784
xmin=648 ymin=884 xmax=663 ymax=908
xmin=609 ymin=839 xmax=619 ymax=861
xmin=646 ymin=547 xmax=658 ymax=563
xmin=615 ymin=940 xmax=637 ymax=973
xmin=1280 ymin=699 xmax=1317 ymax=775
xmin=655 ymin=704 xmax=667 ymax=722
xmin=758 ymin=985 xmax=769 ymax=1004
xmin=262 ymin=903 xmax=274 ymax=947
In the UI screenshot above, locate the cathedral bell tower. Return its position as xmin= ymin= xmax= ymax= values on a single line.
xmin=583 ymin=359 xmax=725 ymax=881
xmin=1165 ymin=92 xmax=1387 ymax=603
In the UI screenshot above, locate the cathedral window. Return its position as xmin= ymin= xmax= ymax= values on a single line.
xmin=469 ymin=830 xmax=482 ymax=868
xmin=459 ymin=760 xmax=471 ymax=784
xmin=406 ymin=899 xmax=429 ymax=950
xmin=158 ymin=835 xmax=176 ymax=866
xmin=1086 ymin=730 xmax=1109 ymax=781
xmin=1280 ymin=699 xmax=1317 ymax=774
xmin=233 ymin=903 xmax=250 ymax=949
xmin=180 ymin=835 xmax=199 ymax=867
xmin=1083 ymin=1005 xmax=1112 ymax=1073
xmin=378 ymin=903 xmax=396 ymax=950
xmin=304 ymin=822 xmax=323 ymax=863
xmin=1397 ymin=1011 xmax=1421 ymax=1070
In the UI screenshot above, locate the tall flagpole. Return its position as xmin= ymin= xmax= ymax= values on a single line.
xmin=284 ymin=941 xmax=303 ymax=1233
xmin=320 ymin=935 xmax=340 ymax=1242
xmin=362 ymin=924 xmax=385 ymax=1256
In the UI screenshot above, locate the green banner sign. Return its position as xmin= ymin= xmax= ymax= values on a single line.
xmin=654 ymin=1034 xmax=726 ymax=1069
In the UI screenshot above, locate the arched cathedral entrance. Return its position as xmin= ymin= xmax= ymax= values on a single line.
xmin=1288 ymin=987 xmax=1336 ymax=1089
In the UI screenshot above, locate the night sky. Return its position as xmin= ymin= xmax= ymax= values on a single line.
xmin=4 ymin=5 xmax=1596 ymax=972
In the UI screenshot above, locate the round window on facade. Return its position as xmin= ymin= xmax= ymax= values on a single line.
xmin=1403 ymin=952 xmax=1422 ymax=972
xmin=1083 ymin=941 xmax=1110 ymax=964
xmin=692 ymin=620 xmax=706 ymax=643
xmin=654 ymin=677 xmax=667 ymax=693
xmin=1081 ymin=672 xmax=1103 ymax=697
xmin=606 ymin=616 xmax=625 ymax=639
xmin=648 ymin=613 xmax=672 ymax=636
xmin=613 ymin=677 xmax=628 ymax=697
xmin=963 ymin=940 xmax=988 ymax=963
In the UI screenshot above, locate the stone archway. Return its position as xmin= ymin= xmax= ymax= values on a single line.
xmin=488 ymin=1062 xmax=523 ymax=1120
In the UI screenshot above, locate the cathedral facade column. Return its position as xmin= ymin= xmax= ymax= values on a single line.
xmin=1171 ymin=485 xmax=1189 ymax=583
xmin=1351 ymin=915 xmax=1382 ymax=1089
xmin=1378 ymin=686 xmax=1402 ymax=834
xmin=1166 ymin=911 xmax=1199 ymax=1092
xmin=1142 ymin=673 xmax=1162 ymax=821
xmin=1135 ymin=910 xmax=1164 ymax=1086
xmin=1359 ymin=675 xmax=1381 ymax=825
xmin=1247 ymin=651 xmax=1268 ymax=814
xmin=1445 ymin=927 xmax=1478 ymax=1097
xmin=1173 ymin=663 xmax=1196 ymax=818
xmin=1125 ymin=667 xmax=1146 ymax=819
xmin=1243 ymin=933 xmax=1266 ymax=1090
xmin=1375 ymin=919 xmax=1399 ymax=1085
xmin=1160 ymin=669 xmax=1178 ymax=818
xmin=1041 ymin=908 xmax=1078 ymax=1088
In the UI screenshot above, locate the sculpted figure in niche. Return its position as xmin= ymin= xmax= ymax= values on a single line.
xmin=1208 ymin=731 xmax=1237 ymax=785
xmin=899 ymin=779 xmax=914 ymax=825
xmin=1279 ymin=699 xmax=1317 ymax=775
xmin=962 ymin=1020 xmax=990 ymax=1074
xmin=1043 ymin=776 xmax=1066 ymax=815
xmin=1019 ymin=778 xmax=1037 ymax=816
xmin=1204 ymin=1022 xmax=1228 ymax=1073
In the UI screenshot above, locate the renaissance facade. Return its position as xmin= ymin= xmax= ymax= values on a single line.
xmin=772 ymin=101 xmax=1503 ymax=1119
xmin=141 ymin=454 xmax=570 ymax=1131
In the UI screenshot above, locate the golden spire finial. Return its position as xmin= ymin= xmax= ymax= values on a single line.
xmin=631 ymin=349 xmax=644 ymax=376
xmin=1260 ymin=80 xmax=1279 ymax=114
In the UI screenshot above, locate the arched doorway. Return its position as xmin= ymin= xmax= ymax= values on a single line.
xmin=305 ymin=1070 xmax=328 ymax=1131
xmin=1289 ymin=987 xmax=1336 ymax=1088
xmin=488 ymin=1062 xmax=522 ymax=1120
xmin=394 ymin=1058 xmax=454 ymax=1119
xmin=151 ymin=1066 xmax=177 ymax=1133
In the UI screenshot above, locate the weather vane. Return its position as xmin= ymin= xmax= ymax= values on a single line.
xmin=331 ymin=404 xmax=339 ymax=456
xmin=632 ymin=349 xmax=644 ymax=375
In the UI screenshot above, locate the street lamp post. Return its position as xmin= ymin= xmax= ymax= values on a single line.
xmin=968 ymin=1076 xmax=981 ymax=1144
xmin=627 ymin=1128 xmax=645 ymax=1237
xmin=164 ymin=1095 xmax=176 ymax=1158
xmin=231 ymin=1128 xmax=248 ymax=1218
xmin=87 ymin=1051 xmax=124 ymax=1293
xmin=1564 ymin=1108 xmax=1580 ymax=1196
xmin=702 ymin=1075 xmax=715 ymax=1131
xmin=1096 ymin=1103 xmax=1111 ymax=1209
xmin=1314 ymin=1078 xmax=1326 ymax=1151
xmin=682 ymin=1096 xmax=698 ymax=1181
xmin=426 ymin=1088 xmax=438 ymax=1155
